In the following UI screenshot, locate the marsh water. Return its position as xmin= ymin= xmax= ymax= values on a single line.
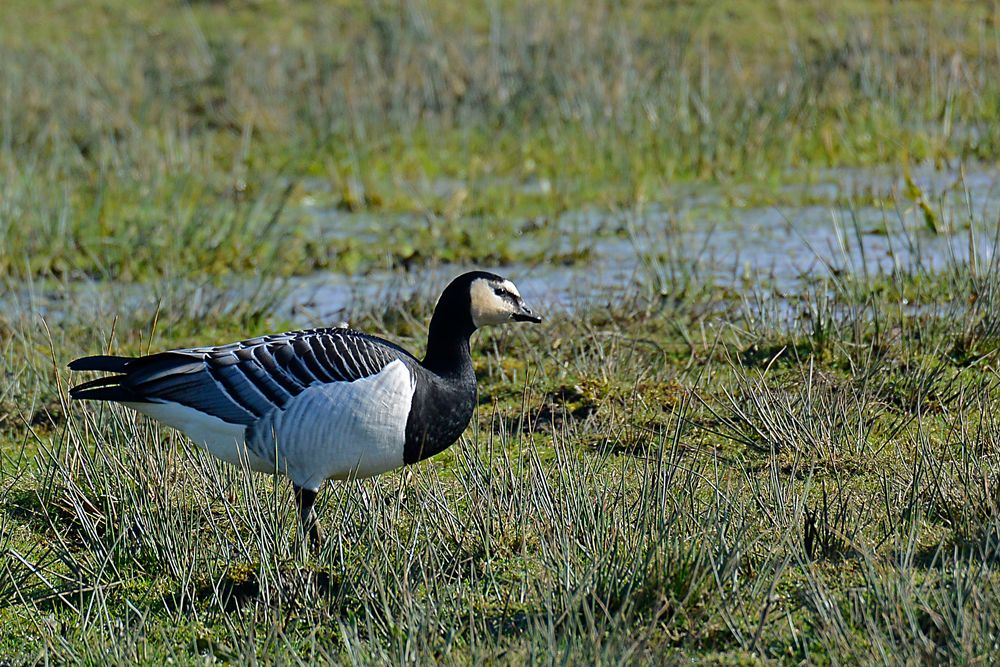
xmin=285 ymin=164 xmax=999 ymax=323
xmin=4 ymin=164 xmax=998 ymax=328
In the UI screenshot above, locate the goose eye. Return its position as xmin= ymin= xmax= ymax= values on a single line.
xmin=493 ymin=287 xmax=506 ymax=297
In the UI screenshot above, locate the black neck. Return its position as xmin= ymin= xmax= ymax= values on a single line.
xmin=422 ymin=311 xmax=475 ymax=378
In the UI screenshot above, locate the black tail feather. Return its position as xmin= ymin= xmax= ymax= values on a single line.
xmin=70 ymin=385 xmax=139 ymax=402
xmin=70 ymin=374 xmax=126 ymax=393
xmin=68 ymin=355 xmax=134 ymax=373
xmin=69 ymin=374 xmax=143 ymax=402
xmin=68 ymin=355 xmax=147 ymax=402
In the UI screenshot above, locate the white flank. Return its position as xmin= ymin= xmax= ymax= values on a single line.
xmin=251 ymin=359 xmax=416 ymax=489
xmin=124 ymin=401 xmax=273 ymax=473
xmin=125 ymin=359 xmax=416 ymax=491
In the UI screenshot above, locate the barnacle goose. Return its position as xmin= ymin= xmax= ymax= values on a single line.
xmin=68 ymin=271 xmax=541 ymax=549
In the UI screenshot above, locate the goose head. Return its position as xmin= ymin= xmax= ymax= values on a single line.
xmin=432 ymin=271 xmax=542 ymax=336
xmin=468 ymin=273 xmax=542 ymax=327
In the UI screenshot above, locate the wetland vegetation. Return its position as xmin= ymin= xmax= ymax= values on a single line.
xmin=2 ymin=0 xmax=1000 ymax=663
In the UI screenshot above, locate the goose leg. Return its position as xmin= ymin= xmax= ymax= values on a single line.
xmin=294 ymin=485 xmax=322 ymax=552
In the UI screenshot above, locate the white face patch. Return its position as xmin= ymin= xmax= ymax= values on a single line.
xmin=470 ymin=278 xmax=518 ymax=328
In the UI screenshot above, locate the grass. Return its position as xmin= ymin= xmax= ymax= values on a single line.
xmin=3 ymin=0 xmax=1000 ymax=663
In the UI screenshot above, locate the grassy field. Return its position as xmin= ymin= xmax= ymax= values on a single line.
xmin=1 ymin=0 xmax=997 ymax=278
xmin=2 ymin=0 xmax=1000 ymax=663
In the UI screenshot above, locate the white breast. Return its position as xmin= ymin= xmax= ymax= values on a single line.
xmin=248 ymin=359 xmax=416 ymax=489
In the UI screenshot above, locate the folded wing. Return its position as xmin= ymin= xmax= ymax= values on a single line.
xmin=69 ymin=328 xmax=415 ymax=425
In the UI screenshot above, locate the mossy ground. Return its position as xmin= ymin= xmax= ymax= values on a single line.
xmin=2 ymin=1 xmax=1000 ymax=664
